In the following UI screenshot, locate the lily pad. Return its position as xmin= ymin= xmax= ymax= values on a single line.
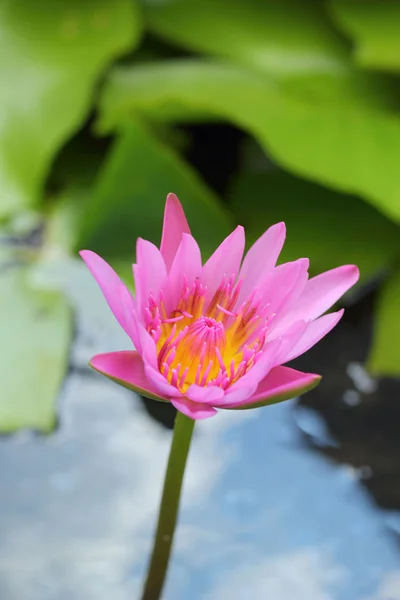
xmin=0 ymin=266 xmax=72 ymax=432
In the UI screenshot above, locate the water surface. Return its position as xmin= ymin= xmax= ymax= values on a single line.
xmin=0 ymin=260 xmax=399 ymax=600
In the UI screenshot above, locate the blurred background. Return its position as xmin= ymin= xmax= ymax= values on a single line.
xmin=1 ymin=0 xmax=400 ymax=598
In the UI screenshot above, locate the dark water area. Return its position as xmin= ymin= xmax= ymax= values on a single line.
xmin=294 ymin=290 xmax=400 ymax=515
xmin=0 ymin=260 xmax=399 ymax=599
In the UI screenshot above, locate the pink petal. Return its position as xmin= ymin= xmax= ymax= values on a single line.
xmin=254 ymin=258 xmax=309 ymax=318
xmin=170 ymin=397 xmax=217 ymax=420
xmin=266 ymin=263 xmax=310 ymax=340
xmin=284 ymin=309 xmax=344 ymax=363
xmin=165 ymin=233 xmax=202 ymax=311
xmin=201 ymin=226 xmax=245 ymax=301
xmin=186 ymin=384 xmax=225 ymax=403
xmin=136 ymin=323 xmax=158 ymax=368
xmin=222 ymin=366 xmax=321 ymax=409
xmin=238 ymin=222 xmax=286 ymax=301
xmin=214 ymin=320 xmax=307 ymax=408
xmin=135 ymin=238 xmax=167 ymax=316
xmin=160 ymin=193 xmax=191 ymax=271
xmin=80 ymin=250 xmax=137 ymax=342
xmin=90 ymin=351 xmax=169 ymax=401
xmin=267 ymin=259 xmax=309 ymax=332
xmin=144 ymin=364 xmax=183 ymax=398
xmin=295 ymin=265 xmax=359 ymax=321
xmin=242 ymin=337 xmax=283 ymax=385
xmin=215 ymin=381 xmax=258 ymax=406
xmin=120 ymin=284 xmax=142 ymax=353
xmin=132 ymin=264 xmax=143 ymax=318
xmin=270 ymin=319 xmax=309 ymax=367
xmin=215 ymin=337 xmax=283 ymax=408
xmin=269 ymin=259 xmax=309 ymax=316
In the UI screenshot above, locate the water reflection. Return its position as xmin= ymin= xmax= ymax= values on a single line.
xmin=0 ymin=259 xmax=399 ymax=599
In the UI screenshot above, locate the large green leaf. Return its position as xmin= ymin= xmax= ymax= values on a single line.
xmin=78 ymin=120 xmax=233 ymax=260
xmin=0 ymin=267 xmax=72 ymax=432
xmin=229 ymin=170 xmax=400 ymax=280
xmin=0 ymin=0 xmax=141 ymax=219
xmin=142 ymin=0 xmax=347 ymax=77
xmin=368 ymin=270 xmax=400 ymax=377
xmin=98 ymin=60 xmax=400 ymax=223
xmin=140 ymin=0 xmax=394 ymax=107
xmin=330 ymin=1 xmax=400 ymax=71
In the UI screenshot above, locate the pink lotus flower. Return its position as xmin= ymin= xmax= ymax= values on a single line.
xmin=80 ymin=193 xmax=359 ymax=420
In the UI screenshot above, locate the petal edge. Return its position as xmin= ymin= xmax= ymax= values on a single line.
xmin=80 ymin=250 xmax=137 ymax=342
xmin=160 ymin=193 xmax=191 ymax=271
xmin=90 ymin=351 xmax=169 ymax=402
xmin=171 ymin=397 xmax=217 ymax=420
xmin=221 ymin=366 xmax=321 ymax=410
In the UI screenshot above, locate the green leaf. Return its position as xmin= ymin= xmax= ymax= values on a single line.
xmin=329 ymin=1 xmax=400 ymax=71
xmin=229 ymin=170 xmax=400 ymax=280
xmin=0 ymin=267 xmax=72 ymax=432
xmin=368 ymin=270 xmax=400 ymax=377
xmin=142 ymin=0 xmax=347 ymax=77
xmin=0 ymin=0 xmax=142 ymax=220
xmin=98 ymin=59 xmax=400 ymax=223
xmin=78 ymin=120 xmax=233 ymax=260
xmin=140 ymin=0 xmax=394 ymax=107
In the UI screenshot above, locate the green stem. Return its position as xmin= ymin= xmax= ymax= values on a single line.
xmin=140 ymin=411 xmax=195 ymax=600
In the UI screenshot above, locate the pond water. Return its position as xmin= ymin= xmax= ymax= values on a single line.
xmin=0 ymin=260 xmax=399 ymax=599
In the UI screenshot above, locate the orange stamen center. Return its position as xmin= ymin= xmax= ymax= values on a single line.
xmin=145 ymin=276 xmax=270 ymax=393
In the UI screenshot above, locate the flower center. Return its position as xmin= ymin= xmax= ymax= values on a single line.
xmin=145 ymin=276 xmax=270 ymax=393
xmin=165 ymin=317 xmax=226 ymax=388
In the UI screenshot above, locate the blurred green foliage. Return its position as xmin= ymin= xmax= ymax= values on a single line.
xmin=79 ymin=120 xmax=233 ymax=259
xmin=0 ymin=0 xmax=399 ymax=431
xmin=0 ymin=0 xmax=140 ymax=218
